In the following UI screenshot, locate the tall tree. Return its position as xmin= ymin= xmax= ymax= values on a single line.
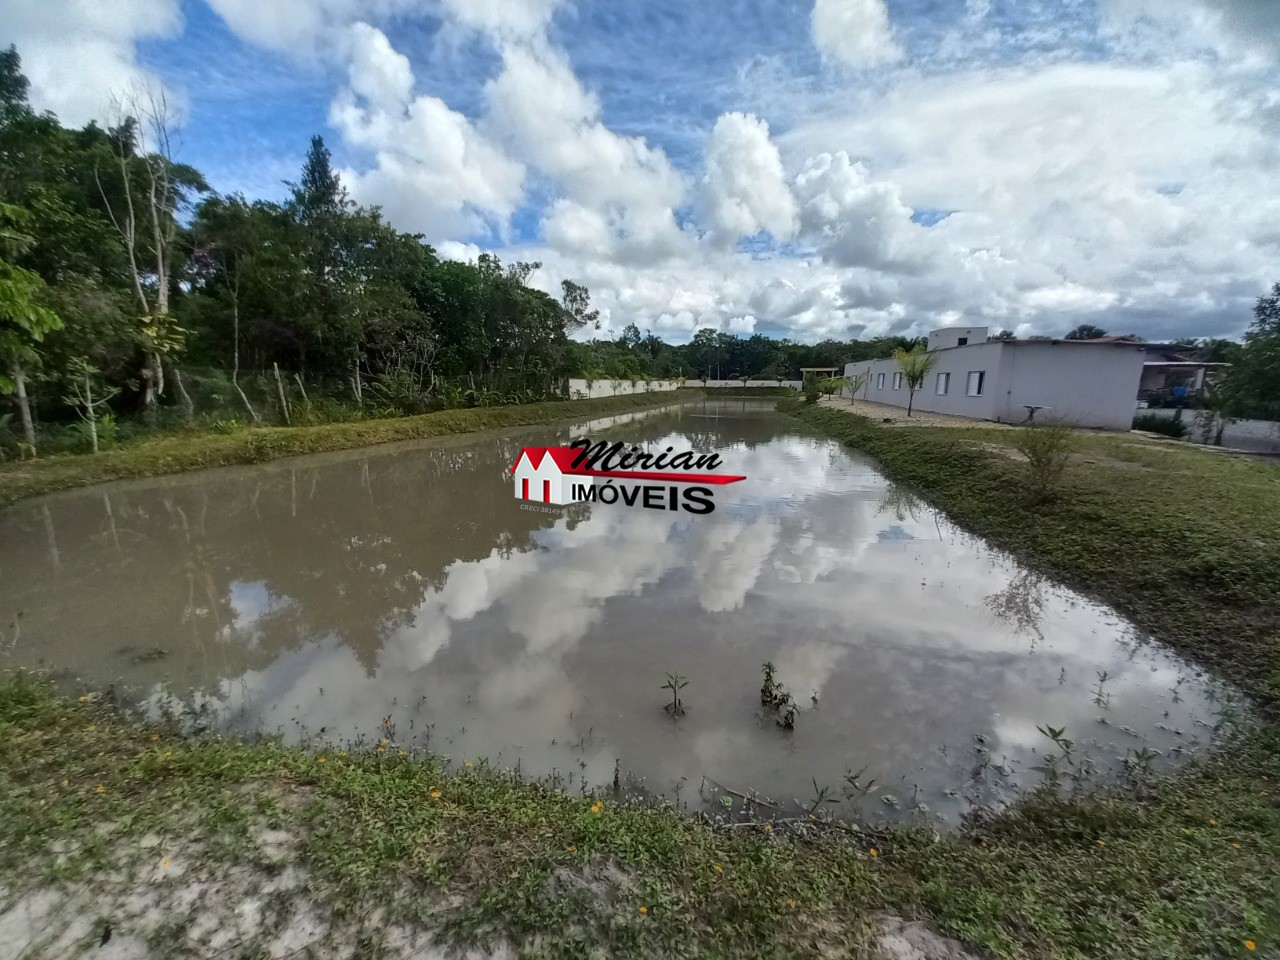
xmin=1065 ymin=323 xmax=1108 ymax=340
xmin=0 ymin=202 xmax=62 ymax=444
xmin=892 ymin=344 xmax=938 ymax=416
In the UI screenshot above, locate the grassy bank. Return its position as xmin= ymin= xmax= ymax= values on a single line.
xmin=3 ymin=399 xmax=1279 ymax=959
xmin=785 ymin=402 xmax=1280 ymax=703
xmin=3 ymin=675 xmax=1277 ymax=959
xmin=0 ymin=390 xmax=697 ymax=512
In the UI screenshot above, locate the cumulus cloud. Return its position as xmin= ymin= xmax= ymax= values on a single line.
xmin=329 ymin=23 xmax=526 ymax=241
xmin=810 ymin=0 xmax=901 ymax=70
xmin=1 ymin=0 xmax=183 ymax=127
xmin=205 ymin=0 xmax=417 ymax=54
xmin=484 ymin=42 xmax=689 ymax=265
xmin=700 ymin=113 xmax=799 ymax=246
xmin=438 ymin=0 xmax=566 ymax=41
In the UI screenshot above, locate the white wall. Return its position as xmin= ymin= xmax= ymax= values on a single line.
xmin=994 ymin=343 xmax=1145 ymax=430
xmin=845 ymin=343 xmax=1004 ymax=420
xmin=1137 ymin=409 xmax=1280 ymax=454
xmin=927 ymin=326 xmax=989 ymax=351
xmin=566 ymin=378 xmax=799 ymax=399
xmin=843 ymin=342 xmax=1146 ymax=430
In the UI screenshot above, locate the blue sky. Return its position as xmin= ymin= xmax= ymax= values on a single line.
xmin=7 ymin=0 xmax=1280 ymax=343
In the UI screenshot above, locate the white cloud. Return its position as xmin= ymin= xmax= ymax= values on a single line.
xmin=700 ymin=112 xmax=799 ymax=245
xmin=1 ymin=0 xmax=183 ymax=126
xmin=437 ymin=0 xmax=566 ymax=41
xmin=204 ymin=0 xmax=417 ymax=54
xmin=810 ymin=0 xmax=901 ymax=70
xmin=329 ymin=23 xmax=526 ymax=242
xmin=484 ymin=41 xmax=690 ymax=265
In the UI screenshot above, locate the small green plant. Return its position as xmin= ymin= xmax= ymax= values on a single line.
xmin=776 ymin=693 xmax=797 ymax=730
xmin=1132 ymin=412 xmax=1188 ymax=438
xmin=802 ymin=373 xmax=821 ymax=405
xmin=760 ymin=662 xmax=785 ymax=707
xmin=661 ymin=671 xmax=688 ymax=716
xmin=806 ymin=779 xmax=838 ymax=815
xmin=1013 ymin=420 xmax=1074 ymax=502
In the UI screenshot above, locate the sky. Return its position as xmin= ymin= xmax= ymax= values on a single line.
xmin=6 ymin=0 xmax=1280 ymax=344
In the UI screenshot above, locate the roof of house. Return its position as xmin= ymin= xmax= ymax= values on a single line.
xmin=515 ymin=447 xmax=581 ymax=474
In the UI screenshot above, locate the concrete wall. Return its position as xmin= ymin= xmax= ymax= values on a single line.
xmin=1137 ymin=408 xmax=1280 ymax=454
xmin=993 ymin=342 xmax=1146 ymax=430
xmin=566 ymin=378 xmax=799 ymax=399
xmin=845 ymin=343 xmax=1005 ymax=420
xmin=927 ymin=326 xmax=989 ymax=351
xmin=843 ymin=341 xmax=1146 ymax=430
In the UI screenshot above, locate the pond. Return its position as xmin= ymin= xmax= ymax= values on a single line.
xmin=0 ymin=399 xmax=1226 ymax=823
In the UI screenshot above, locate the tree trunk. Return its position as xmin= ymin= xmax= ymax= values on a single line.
xmin=274 ymin=362 xmax=291 ymax=425
xmin=84 ymin=367 xmax=99 ymax=454
xmin=11 ymin=361 xmax=35 ymax=446
xmin=170 ymin=362 xmax=194 ymax=426
xmin=907 ymin=389 xmax=915 ymax=416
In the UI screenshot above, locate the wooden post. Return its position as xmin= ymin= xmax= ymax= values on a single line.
xmin=274 ymin=362 xmax=291 ymax=425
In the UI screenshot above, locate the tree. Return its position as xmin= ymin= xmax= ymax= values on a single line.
xmin=0 ymin=202 xmax=62 ymax=444
xmin=989 ymin=329 xmax=1016 ymax=341
xmin=1065 ymin=323 xmax=1107 ymax=340
xmin=892 ymin=344 xmax=938 ymax=416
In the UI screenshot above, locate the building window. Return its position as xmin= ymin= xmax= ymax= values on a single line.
xmin=957 ymin=337 xmax=968 ymax=346
xmin=876 ymin=372 xmax=885 ymax=389
xmin=936 ymin=372 xmax=950 ymax=395
xmin=966 ymin=371 xmax=985 ymax=396
xmin=892 ymin=372 xmax=903 ymax=390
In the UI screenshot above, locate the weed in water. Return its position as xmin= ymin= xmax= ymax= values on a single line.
xmin=661 ymin=670 xmax=688 ymax=717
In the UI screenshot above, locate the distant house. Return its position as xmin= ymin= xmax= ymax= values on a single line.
xmin=844 ymin=326 xmax=1158 ymax=430
xmin=512 ymin=448 xmax=586 ymax=505
xmin=1131 ymin=345 xmax=1228 ymax=406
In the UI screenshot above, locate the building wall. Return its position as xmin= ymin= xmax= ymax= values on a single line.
xmin=843 ymin=341 xmax=1146 ymax=430
xmin=845 ymin=342 xmax=1005 ymax=420
xmin=566 ymin=378 xmax=800 ymax=399
xmin=993 ymin=343 xmax=1145 ymax=430
xmin=927 ymin=326 xmax=989 ymax=351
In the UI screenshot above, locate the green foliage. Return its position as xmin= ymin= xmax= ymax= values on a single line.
xmin=1012 ymin=421 xmax=1075 ymax=502
xmin=1132 ymin=413 xmax=1188 ymax=438
xmin=891 ymin=345 xmax=938 ymax=416
xmin=802 ymin=372 xmax=821 ymax=405
xmin=1064 ymin=323 xmax=1108 ymax=340
xmin=661 ymin=670 xmax=688 ymax=716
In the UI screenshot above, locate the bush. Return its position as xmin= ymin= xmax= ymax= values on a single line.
xmin=802 ymin=372 xmax=821 ymax=405
xmin=1132 ymin=412 xmax=1188 ymax=438
xmin=1013 ymin=421 xmax=1075 ymax=502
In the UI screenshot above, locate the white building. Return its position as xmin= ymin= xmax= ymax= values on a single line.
xmin=844 ymin=327 xmax=1149 ymax=430
xmin=512 ymin=448 xmax=588 ymax=505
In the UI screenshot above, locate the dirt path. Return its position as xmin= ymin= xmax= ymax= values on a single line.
xmin=817 ymin=396 xmax=1012 ymax=429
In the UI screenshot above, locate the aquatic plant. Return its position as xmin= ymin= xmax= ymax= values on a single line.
xmin=662 ymin=670 xmax=688 ymax=716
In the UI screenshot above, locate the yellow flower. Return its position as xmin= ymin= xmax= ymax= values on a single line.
xmin=1209 ymin=819 xmax=1217 ymax=826
xmin=1097 ymin=840 xmax=1106 ymax=847
xmin=150 ymin=733 xmax=159 ymax=741
xmin=714 ymin=865 xmax=724 ymax=874
xmin=763 ymin=824 xmax=772 ymax=832
xmin=267 ymin=740 xmax=275 ymax=748
xmin=639 ymin=905 xmax=648 ymax=915
xmin=591 ymin=802 xmax=603 ymax=814
xmin=465 ymin=760 xmax=473 ymax=768
xmin=236 ymin=741 xmax=244 ymax=747
xmin=162 ymin=859 xmax=170 ymax=868
xmin=95 ymin=784 xmax=105 ymax=793
xmin=399 ymin=749 xmax=407 ymax=757
xmin=317 ymin=756 xmax=326 ymax=763
xmin=380 ymin=738 xmax=389 ymax=747
xmin=78 ymin=695 xmax=89 ymax=702
xmin=786 ymin=899 xmax=795 ymax=909
xmin=164 ymin=750 xmax=172 ymax=757
xmin=430 ymin=789 xmax=441 ymax=799
xmin=1233 ymin=843 xmax=1242 ymax=850
xmin=86 ymin=724 xmax=96 ymax=731
xmin=566 ymin=845 xmax=576 ymax=853
xmin=60 ymin=779 xmax=68 ymax=787
xmin=1244 ymin=940 xmax=1256 ymax=952
xmin=808 ymin=813 xmax=816 ymax=820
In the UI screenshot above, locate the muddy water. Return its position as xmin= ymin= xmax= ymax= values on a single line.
xmin=0 ymin=400 xmax=1224 ymax=822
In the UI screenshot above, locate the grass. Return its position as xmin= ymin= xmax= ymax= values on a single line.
xmin=0 ymin=390 xmax=698 ymax=512
xmin=2 ymin=398 xmax=1279 ymax=958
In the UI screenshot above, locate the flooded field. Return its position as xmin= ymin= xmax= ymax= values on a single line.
xmin=0 ymin=400 xmax=1227 ymax=823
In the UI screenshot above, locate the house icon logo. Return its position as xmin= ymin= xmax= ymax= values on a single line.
xmin=512 ymin=447 xmax=586 ymax=505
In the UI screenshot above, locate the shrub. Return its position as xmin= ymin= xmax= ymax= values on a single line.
xmin=1132 ymin=412 xmax=1188 ymax=438
xmin=1013 ymin=421 xmax=1074 ymax=502
xmin=802 ymin=372 xmax=821 ymax=405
